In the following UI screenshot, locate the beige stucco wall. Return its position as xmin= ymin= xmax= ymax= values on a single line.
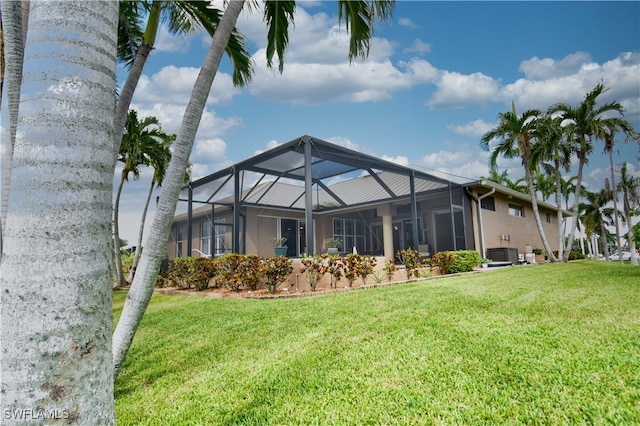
xmin=473 ymin=191 xmax=562 ymax=257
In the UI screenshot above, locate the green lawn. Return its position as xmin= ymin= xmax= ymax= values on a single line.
xmin=114 ymin=261 xmax=640 ymax=425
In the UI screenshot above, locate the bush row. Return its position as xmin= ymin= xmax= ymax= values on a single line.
xmin=158 ymin=254 xmax=293 ymax=293
xmin=158 ymin=249 xmax=485 ymax=292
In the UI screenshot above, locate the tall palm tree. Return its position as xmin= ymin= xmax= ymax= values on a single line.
xmin=601 ymin=121 xmax=639 ymax=263
xmin=480 ymin=103 xmax=558 ymax=261
xmin=532 ymin=114 xmax=573 ymax=259
xmin=549 ymin=83 xmax=627 ymax=261
xmin=113 ymin=0 xmax=253 ymax=165
xmin=113 ymin=110 xmax=173 ymax=287
xmin=0 ymin=1 xmax=28 ymax=255
xmin=112 ymin=0 xmax=397 ymax=379
xmin=580 ymin=185 xmax=615 ymax=261
xmin=618 ymin=162 xmax=640 ymax=266
xmin=0 ymin=2 xmax=118 ymax=422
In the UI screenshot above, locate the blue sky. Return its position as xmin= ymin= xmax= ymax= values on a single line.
xmin=115 ymin=1 xmax=640 ymax=243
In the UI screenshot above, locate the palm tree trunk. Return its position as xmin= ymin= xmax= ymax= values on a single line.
xmin=0 ymin=1 xmax=117 ymax=423
xmin=127 ymin=180 xmax=155 ymax=283
xmin=609 ymin=150 xmax=623 ymax=262
xmin=112 ymin=2 xmax=162 ymax=167
xmin=524 ymin=162 xmax=557 ymax=262
xmin=0 ymin=0 xmax=26 ymax=253
xmin=113 ymin=169 xmax=127 ymax=288
xmin=112 ymin=0 xmax=246 ymax=379
xmin=600 ymin=222 xmax=610 ymax=261
xmin=553 ymin=160 xmax=564 ymax=260
xmin=564 ymin=150 xmax=587 ymax=261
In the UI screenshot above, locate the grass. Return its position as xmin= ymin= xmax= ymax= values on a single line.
xmin=114 ymin=261 xmax=640 ymax=425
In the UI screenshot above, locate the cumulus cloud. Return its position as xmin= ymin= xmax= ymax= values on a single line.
xmin=519 ymin=52 xmax=593 ymax=81
xmin=134 ymin=66 xmax=237 ymax=107
xmin=446 ymin=119 xmax=494 ymax=138
xmin=427 ymin=71 xmax=501 ymax=109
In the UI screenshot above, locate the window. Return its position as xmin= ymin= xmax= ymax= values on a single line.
xmin=508 ymin=203 xmax=524 ymax=217
xmin=333 ymin=218 xmax=366 ymax=253
xmin=176 ymin=226 xmax=183 ymax=257
xmin=546 ymin=213 xmax=551 ymax=223
xmin=214 ymin=218 xmax=227 ymax=256
xmin=480 ymin=196 xmax=495 ymax=211
xmin=201 ymin=221 xmax=212 ymax=256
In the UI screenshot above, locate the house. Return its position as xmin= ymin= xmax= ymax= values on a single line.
xmin=167 ymin=135 xmax=567 ymax=263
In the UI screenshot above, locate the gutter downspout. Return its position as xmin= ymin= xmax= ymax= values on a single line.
xmin=466 ymin=186 xmax=496 ymax=258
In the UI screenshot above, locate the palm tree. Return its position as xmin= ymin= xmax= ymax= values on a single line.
xmin=480 ymin=103 xmax=558 ymax=261
xmin=601 ymin=121 xmax=639 ymax=263
xmin=532 ymin=114 xmax=573 ymax=259
xmin=618 ymin=162 xmax=640 ymax=266
xmin=126 ymin=135 xmax=179 ymax=284
xmin=580 ymin=185 xmax=615 ymax=261
xmin=549 ymin=83 xmax=627 ymax=261
xmin=0 ymin=1 xmax=28 ymax=254
xmin=0 ymin=2 xmax=118 ymax=422
xmin=112 ymin=0 xmax=397 ymax=379
xmin=113 ymin=110 xmax=174 ymax=287
xmin=113 ymin=0 xmax=253 ymax=165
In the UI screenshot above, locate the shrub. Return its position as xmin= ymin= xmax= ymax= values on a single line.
xmin=301 ymin=254 xmax=327 ymax=291
xmin=341 ymin=254 xmax=376 ymax=286
xmin=261 ymin=256 xmax=293 ymax=293
xmin=324 ymin=254 xmax=344 ymax=288
xmin=167 ymin=257 xmax=218 ymax=290
xmin=430 ymin=251 xmax=456 ymax=275
xmin=383 ymin=259 xmax=397 ymax=282
xmin=447 ymin=250 xmax=481 ymax=274
xmin=397 ymin=248 xmax=422 ymax=279
xmin=217 ymin=254 xmax=261 ymax=291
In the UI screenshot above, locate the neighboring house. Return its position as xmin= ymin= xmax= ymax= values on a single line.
xmin=167 ymin=135 xmax=567 ymax=263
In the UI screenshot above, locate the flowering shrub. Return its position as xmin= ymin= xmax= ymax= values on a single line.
xmin=261 ymin=256 xmax=293 ymax=293
xmin=397 ymin=248 xmax=423 ymax=279
xmin=301 ymin=255 xmax=327 ymax=291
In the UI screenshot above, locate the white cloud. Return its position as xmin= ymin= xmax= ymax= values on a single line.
xmin=427 ymin=71 xmax=500 ymax=109
xmin=447 ymin=119 xmax=494 ymax=138
xmin=519 ymin=51 xmax=592 ymax=80
xmin=193 ymin=138 xmax=227 ymax=163
xmin=154 ymin=25 xmax=194 ymax=53
xmin=403 ymin=39 xmax=431 ymax=55
xmin=397 ymin=18 xmax=417 ymax=29
xmin=134 ymin=65 xmax=237 ymax=107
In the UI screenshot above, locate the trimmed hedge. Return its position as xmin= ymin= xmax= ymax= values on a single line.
xmin=431 ymin=250 xmax=481 ymax=275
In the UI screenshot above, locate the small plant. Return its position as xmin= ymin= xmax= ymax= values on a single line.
xmin=261 ymin=256 xmax=294 ymax=293
xmin=481 ymin=257 xmax=491 ymax=264
xmin=325 ymin=237 xmax=342 ymax=249
xmin=383 ymin=259 xmax=397 ymax=282
xmin=397 ymin=248 xmax=422 ymax=279
xmin=324 ymin=254 xmax=344 ymax=288
xmin=373 ymin=270 xmax=385 ymax=284
xmin=270 ymin=237 xmax=287 ymax=247
xmin=342 ymin=253 xmax=376 ymax=286
xmin=532 ymin=248 xmax=543 ymax=255
xmin=301 ymin=254 xmax=327 ymax=291
xmin=430 ymin=251 xmax=456 ymax=275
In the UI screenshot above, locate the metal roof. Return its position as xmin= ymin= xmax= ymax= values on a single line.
xmin=181 ymin=135 xmax=454 ymax=211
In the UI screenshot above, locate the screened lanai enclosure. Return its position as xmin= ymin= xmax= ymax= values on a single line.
xmin=172 ymin=135 xmax=474 ymax=260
